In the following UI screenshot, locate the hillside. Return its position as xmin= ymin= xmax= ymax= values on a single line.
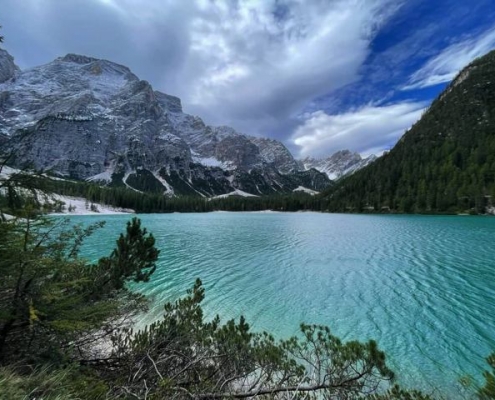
xmin=322 ymin=50 xmax=495 ymax=214
xmin=0 ymin=50 xmax=332 ymax=197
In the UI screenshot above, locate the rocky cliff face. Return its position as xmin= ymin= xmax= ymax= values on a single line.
xmin=301 ymin=150 xmax=377 ymax=180
xmin=0 ymin=50 xmax=331 ymax=196
xmin=0 ymin=49 xmax=19 ymax=84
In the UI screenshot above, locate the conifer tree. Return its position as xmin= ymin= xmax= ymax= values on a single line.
xmin=0 ymin=216 xmax=158 ymax=364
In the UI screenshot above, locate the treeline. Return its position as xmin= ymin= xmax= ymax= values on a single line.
xmin=43 ymin=175 xmax=495 ymax=215
xmin=40 ymin=177 xmax=324 ymax=213
xmin=5 ymin=172 xmax=491 ymax=216
xmin=321 ymin=50 xmax=495 ymax=214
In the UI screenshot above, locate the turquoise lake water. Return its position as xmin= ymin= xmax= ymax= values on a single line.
xmin=69 ymin=212 xmax=495 ymax=396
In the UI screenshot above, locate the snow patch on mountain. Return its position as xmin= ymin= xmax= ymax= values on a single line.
xmin=293 ymin=186 xmax=319 ymax=195
xmin=211 ymin=189 xmax=259 ymax=199
xmin=153 ymin=172 xmax=175 ymax=196
xmin=0 ymin=165 xmax=18 ymax=179
xmin=192 ymin=153 xmax=233 ymax=169
xmin=123 ymin=171 xmax=142 ymax=193
xmin=87 ymin=166 xmax=115 ymax=183
xmin=50 ymin=194 xmax=134 ymax=215
xmin=301 ymin=150 xmax=377 ymax=180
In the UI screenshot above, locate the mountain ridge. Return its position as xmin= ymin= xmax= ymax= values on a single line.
xmin=301 ymin=150 xmax=377 ymax=180
xmin=0 ymin=50 xmax=373 ymax=197
xmin=321 ymin=49 xmax=495 ymax=213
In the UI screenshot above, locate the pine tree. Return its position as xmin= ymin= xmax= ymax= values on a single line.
xmin=479 ymin=353 xmax=495 ymax=399
xmin=0 ymin=216 xmax=158 ymax=364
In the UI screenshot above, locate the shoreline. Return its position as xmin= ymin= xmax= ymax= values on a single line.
xmin=48 ymin=194 xmax=135 ymax=216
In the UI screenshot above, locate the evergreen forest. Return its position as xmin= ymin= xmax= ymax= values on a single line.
xmin=321 ymin=51 xmax=495 ymax=214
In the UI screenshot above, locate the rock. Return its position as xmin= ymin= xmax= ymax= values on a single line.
xmin=0 ymin=49 xmax=20 ymax=84
xmin=0 ymin=49 xmax=332 ymax=195
xmin=301 ymin=150 xmax=377 ymax=180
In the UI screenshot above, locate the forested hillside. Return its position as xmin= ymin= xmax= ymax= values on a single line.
xmin=322 ymin=50 xmax=495 ymax=214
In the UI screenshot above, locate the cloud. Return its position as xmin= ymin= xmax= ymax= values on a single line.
xmin=403 ymin=24 xmax=495 ymax=90
xmin=1 ymin=0 xmax=198 ymax=89
xmin=292 ymin=102 xmax=426 ymax=157
xmin=1 ymin=0 xmax=400 ymax=142
xmin=179 ymin=0 xmax=401 ymax=136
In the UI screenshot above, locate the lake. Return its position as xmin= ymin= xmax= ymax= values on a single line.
xmin=69 ymin=212 xmax=495 ymax=396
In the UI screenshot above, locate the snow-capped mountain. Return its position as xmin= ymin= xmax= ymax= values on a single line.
xmin=300 ymin=150 xmax=377 ymax=180
xmin=0 ymin=50 xmax=330 ymax=196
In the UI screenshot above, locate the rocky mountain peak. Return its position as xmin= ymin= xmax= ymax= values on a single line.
xmin=0 ymin=49 xmax=20 ymax=84
xmin=155 ymin=91 xmax=183 ymax=113
xmin=57 ymin=53 xmax=138 ymax=82
xmin=301 ymin=150 xmax=377 ymax=180
xmin=252 ymin=137 xmax=299 ymax=174
xmin=60 ymin=53 xmax=100 ymax=64
xmin=0 ymin=50 xmax=332 ymax=196
xmin=330 ymin=149 xmax=357 ymax=158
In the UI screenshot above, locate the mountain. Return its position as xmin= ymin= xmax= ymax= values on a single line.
xmin=0 ymin=51 xmax=331 ymax=197
xmin=322 ymin=49 xmax=495 ymax=214
xmin=300 ymin=150 xmax=377 ymax=180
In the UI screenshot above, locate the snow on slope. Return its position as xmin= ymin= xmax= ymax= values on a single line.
xmin=292 ymin=186 xmax=319 ymax=195
xmin=153 ymin=171 xmax=175 ymax=196
xmin=0 ymin=50 xmax=333 ymax=195
xmin=1 ymin=166 xmax=134 ymax=215
xmin=86 ymin=165 xmax=115 ymax=183
xmin=211 ymin=189 xmax=259 ymax=199
xmin=49 ymin=194 xmax=134 ymax=215
xmin=301 ymin=150 xmax=377 ymax=180
xmin=192 ymin=154 xmax=233 ymax=169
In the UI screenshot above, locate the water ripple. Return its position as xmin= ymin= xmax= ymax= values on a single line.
xmin=67 ymin=212 xmax=495 ymax=397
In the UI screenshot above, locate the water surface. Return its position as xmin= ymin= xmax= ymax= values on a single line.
xmin=72 ymin=212 xmax=495 ymax=395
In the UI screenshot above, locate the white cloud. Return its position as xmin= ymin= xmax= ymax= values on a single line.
xmin=173 ymin=0 xmax=402 ymax=134
xmin=2 ymin=0 xmax=405 ymax=155
xmin=292 ymin=102 xmax=426 ymax=157
xmin=404 ymin=25 xmax=495 ymax=90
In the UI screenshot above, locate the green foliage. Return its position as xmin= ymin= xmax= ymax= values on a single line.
xmin=369 ymin=384 xmax=435 ymax=399
xmin=478 ymin=353 xmax=495 ymax=399
xmin=93 ymin=217 xmax=159 ymax=292
xmin=322 ymin=50 xmax=495 ymax=214
xmin=0 ymin=216 xmax=158 ymax=365
xmin=108 ymin=279 xmax=399 ymax=399
xmin=0 ymin=366 xmax=77 ymax=400
xmin=0 ymin=365 xmax=108 ymax=400
xmin=18 ymin=173 xmax=323 ymax=213
xmin=0 ymin=163 xmax=53 ymax=217
xmin=126 ymin=168 xmax=166 ymax=193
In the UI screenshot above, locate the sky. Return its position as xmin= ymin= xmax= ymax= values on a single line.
xmin=2 ymin=0 xmax=495 ymax=158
